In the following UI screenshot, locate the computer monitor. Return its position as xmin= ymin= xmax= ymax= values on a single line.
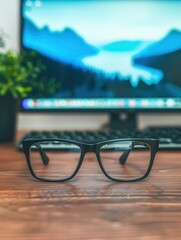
xmin=20 ymin=0 xmax=181 ymax=128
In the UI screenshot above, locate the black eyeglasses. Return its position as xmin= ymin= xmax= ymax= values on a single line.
xmin=22 ymin=138 xmax=159 ymax=182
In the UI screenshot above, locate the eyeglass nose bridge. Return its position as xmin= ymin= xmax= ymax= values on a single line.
xmin=82 ymin=144 xmax=97 ymax=153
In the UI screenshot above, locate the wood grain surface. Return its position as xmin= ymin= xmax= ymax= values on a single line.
xmin=0 ymin=134 xmax=181 ymax=240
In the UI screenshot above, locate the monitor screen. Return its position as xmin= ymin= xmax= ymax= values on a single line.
xmin=21 ymin=0 xmax=181 ymax=111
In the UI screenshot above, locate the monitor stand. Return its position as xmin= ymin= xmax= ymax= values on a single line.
xmin=103 ymin=112 xmax=138 ymax=130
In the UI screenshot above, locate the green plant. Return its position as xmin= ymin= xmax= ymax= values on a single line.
xmin=0 ymin=32 xmax=59 ymax=99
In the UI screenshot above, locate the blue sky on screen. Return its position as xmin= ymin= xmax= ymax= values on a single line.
xmin=24 ymin=0 xmax=181 ymax=45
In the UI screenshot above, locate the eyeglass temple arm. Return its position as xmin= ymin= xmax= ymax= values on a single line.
xmin=119 ymin=142 xmax=135 ymax=165
xmin=34 ymin=143 xmax=49 ymax=165
xmin=119 ymin=149 xmax=131 ymax=165
xmin=119 ymin=142 xmax=149 ymax=165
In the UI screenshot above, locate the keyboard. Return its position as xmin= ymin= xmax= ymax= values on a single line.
xmin=17 ymin=126 xmax=181 ymax=150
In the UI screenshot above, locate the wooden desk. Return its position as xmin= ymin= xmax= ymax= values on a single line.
xmin=0 ymin=138 xmax=181 ymax=239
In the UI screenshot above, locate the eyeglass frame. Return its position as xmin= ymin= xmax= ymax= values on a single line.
xmin=22 ymin=138 xmax=159 ymax=182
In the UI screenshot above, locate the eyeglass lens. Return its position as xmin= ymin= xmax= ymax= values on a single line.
xmin=30 ymin=141 xmax=81 ymax=180
xmin=99 ymin=141 xmax=151 ymax=180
